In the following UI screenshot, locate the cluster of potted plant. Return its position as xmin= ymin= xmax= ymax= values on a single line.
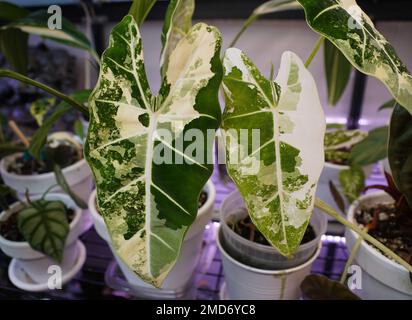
xmin=0 ymin=0 xmax=411 ymax=301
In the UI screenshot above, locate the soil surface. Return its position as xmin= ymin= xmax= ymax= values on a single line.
xmin=228 ymin=215 xmax=316 ymax=246
xmin=8 ymin=144 xmax=82 ymax=175
xmin=355 ymin=202 xmax=412 ymax=265
xmin=0 ymin=206 xmax=74 ymax=242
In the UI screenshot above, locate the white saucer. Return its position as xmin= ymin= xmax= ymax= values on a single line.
xmin=219 ymin=282 xmax=229 ymax=300
xmin=8 ymin=240 xmax=86 ymax=292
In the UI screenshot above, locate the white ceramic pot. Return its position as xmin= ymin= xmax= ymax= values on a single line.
xmin=0 ymin=193 xmax=84 ymax=284
xmin=317 ymin=162 xmax=373 ymax=217
xmin=217 ymin=226 xmax=322 ymax=300
xmin=346 ymin=191 xmax=412 ymax=299
xmin=88 ymin=180 xmax=215 ymax=291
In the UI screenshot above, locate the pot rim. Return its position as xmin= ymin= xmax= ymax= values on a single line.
xmin=216 ymin=225 xmax=322 ymax=275
xmin=220 ymin=190 xmax=327 ymax=253
xmin=347 ymin=190 xmax=405 ymax=272
xmin=0 ymin=193 xmax=81 ymax=248
xmin=0 ymin=153 xmax=87 ymax=181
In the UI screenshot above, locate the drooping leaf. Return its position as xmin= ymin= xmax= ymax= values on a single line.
xmin=160 ymin=0 xmax=194 ymax=77
xmin=17 ymin=199 xmax=70 ymax=262
xmin=129 ymin=0 xmax=157 ymax=26
xmin=6 ymin=10 xmax=97 ymax=60
xmin=28 ymin=104 xmax=71 ymax=160
xmin=349 ymin=126 xmax=388 ymax=166
xmin=253 ymin=0 xmax=302 ymax=16
xmin=378 ymin=98 xmax=396 ymax=112
xmin=0 ymin=28 xmax=28 ymax=74
xmin=324 ymin=38 xmax=352 ymax=106
xmin=388 ymin=104 xmax=412 ymax=208
xmin=221 ymin=49 xmax=325 ymax=257
xmin=30 ymin=97 xmax=56 ymax=126
xmin=339 ymin=165 xmax=365 ymax=203
xmin=324 ymin=129 xmax=368 ymax=151
xmin=297 ymin=0 xmax=412 ymax=114
xmin=85 ymin=16 xmax=222 ymax=287
xmin=54 ymin=164 xmax=88 ymax=209
xmin=0 ymin=1 xmax=29 ymax=21
xmin=329 ymin=180 xmax=345 ymax=214
xmin=301 ymin=274 xmax=361 ymax=300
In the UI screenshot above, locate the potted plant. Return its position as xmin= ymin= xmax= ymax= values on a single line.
xmin=0 ymin=192 xmax=86 ymax=291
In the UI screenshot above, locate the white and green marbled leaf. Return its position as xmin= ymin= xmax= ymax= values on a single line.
xmin=160 ymin=0 xmax=194 ymax=77
xmin=85 ymin=15 xmax=222 ymax=287
xmin=222 ymin=48 xmax=325 ymax=256
xmin=297 ymin=0 xmax=412 ymax=113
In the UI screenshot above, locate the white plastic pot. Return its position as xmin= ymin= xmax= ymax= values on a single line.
xmin=346 ymin=191 xmax=412 ymax=300
xmin=0 ymin=193 xmax=84 ymax=284
xmin=317 ymin=162 xmax=372 ymax=217
xmin=217 ymin=227 xmax=322 ymax=300
xmin=88 ymin=180 xmax=215 ymax=291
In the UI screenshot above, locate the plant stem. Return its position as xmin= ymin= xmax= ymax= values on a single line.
xmin=314 ymin=197 xmax=412 ymax=274
xmin=304 ymin=36 xmax=325 ymax=68
xmin=229 ymin=14 xmax=258 ymax=48
xmin=340 ymin=235 xmax=362 ymax=284
xmin=0 ymin=69 xmax=89 ymax=117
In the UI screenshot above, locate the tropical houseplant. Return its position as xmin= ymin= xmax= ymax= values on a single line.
xmin=1 ymin=0 xmax=412 ymax=301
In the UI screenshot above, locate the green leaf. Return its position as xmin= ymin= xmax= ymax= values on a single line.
xmin=17 ymin=199 xmax=69 ymax=262
xmin=85 ymin=16 xmax=222 ymax=287
xmin=349 ymin=126 xmax=388 ymax=166
xmin=160 ymin=0 xmax=194 ymax=77
xmin=324 ymin=129 xmax=367 ymax=151
xmin=221 ymin=49 xmax=325 ymax=257
xmin=0 ymin=1 xmax=29 ymax=21
xmin=54 ymin=164 xmax=88 ymax=209
xmin=253 ymin=0 xmax=301 ymax=16
xmin=0 ymin=28 xmax=28 ymax=74
xmin=129 ymin=0 xmax=157 ymax=26
xmin=324 ymin=38 xmax=352 ymax=106
xmin=378 ymin=98 xmax=396 ymax=112
xmin=5 ymin=10 xmax=97 ymax=60
xmin=28 ymin=104 xmax=71 ymax=160
xmin=301 ymin=274 xmax=361 ymax=300
xmin=388 ymin=104 xmax=412 ymax=208
xmin=30 ymin=97 xmax=56 ymax=126
xmin=326 ymin=123 xmax=345 ymax=130
xmin=74 ymin=119 xmax=84 ymax=141
xmin=339 ymin=165 xmax=365 ymax=203
xmin=297 ymin=0 xmax=412 ymax=114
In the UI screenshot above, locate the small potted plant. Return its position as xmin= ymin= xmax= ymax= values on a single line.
xmin=0 ymin=192 xmax=86 ymax=291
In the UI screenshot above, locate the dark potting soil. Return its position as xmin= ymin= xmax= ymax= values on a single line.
xmin=228 ymin=215 xmax=316 ymax=246
xmin=8 ymin=144 xmax=82 ymax=175
xmin=355 ymin=202 xmax=412 ymax=264
xmin=0 ymin=206 xmax=74 ymax=242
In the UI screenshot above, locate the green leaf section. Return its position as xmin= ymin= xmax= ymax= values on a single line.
xmin=297 ymin=0 xmax=412 ymax=114
xmin=339 ymin=165 xmax=365 ymax=203
xmin=17 ymin=199 xmax=70 ymax=262
xmin=0 ymin=1 xmax=29 ymax=21
xmin=85 ymin=15 xmax=222 ymax=286
xmin=54 ymin=164 xmax=88 ymax=209
xmin=388 ymin=104 xmax=412 ymax=208
xmin=324 ymin=38 xmax=352 ymax=106
xmin=0 ymin=28 xmax=28 ymax=74
xmin=301 ymin=274 xmax=361 ymax=300
xmin=349 ymin=126 xmax=388 ymax=166
xmin=129 ymin=0 xmax=157 ymax=26
xmin=221 ymin=48 xmax=325 ymax=257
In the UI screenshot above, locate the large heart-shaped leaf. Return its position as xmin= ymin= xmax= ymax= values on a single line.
xmin=221 ymin=49 xmax=325 ymax=257
xmin=160 ymin=0 xmax=194 ymax=77
xmin=388 ymin=104 xmax=412 ymax=208
xmin=17 ymin=200 xmax=70 ymax=262
xmin=85 ymin=16 xmax=222 ymax=287
xmin=297 ymin=0 xmax=412 ymax=114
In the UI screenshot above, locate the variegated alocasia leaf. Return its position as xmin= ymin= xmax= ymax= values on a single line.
xmin=85 ymin=15 xmax=222 ymax=287
xmin=324 ymin=129 xmax=367 ymax=164
xmin=222 ymin=49 xmax=325 ymax=256
xmin=160 ymin=0 xmax=194 ymax=77
xmin=297 ymin=0 xmax=412 ymax=114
